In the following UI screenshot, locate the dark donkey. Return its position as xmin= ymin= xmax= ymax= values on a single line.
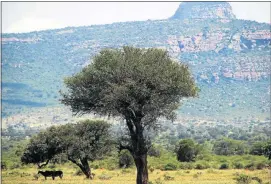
xmin=38 ymin=170 xmax=63 ymax=180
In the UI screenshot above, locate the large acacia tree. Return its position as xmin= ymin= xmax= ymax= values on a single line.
xmin=60 ymin=47 xmax=198 ymax=184
xmin=21 ymin=120 xmax=112 ymax=179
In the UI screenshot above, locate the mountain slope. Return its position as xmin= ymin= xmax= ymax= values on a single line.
xmin=2 ymin=2 xmax=270 ymax=122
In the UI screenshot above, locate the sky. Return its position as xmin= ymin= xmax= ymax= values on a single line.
xmin=2 ymin=1 xmax=271 ymax=33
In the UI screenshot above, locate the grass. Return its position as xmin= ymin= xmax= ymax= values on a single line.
xmin=2 ymin=166 xmax=271 ymax=184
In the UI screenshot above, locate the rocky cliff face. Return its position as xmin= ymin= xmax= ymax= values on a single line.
xmin=171 ymin=2 xmax=236 ymax=20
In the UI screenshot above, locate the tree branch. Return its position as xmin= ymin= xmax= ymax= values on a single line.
xmin=37 ymin=159 xmax=50 ymax=169
xmin=117 ymin=142 xmax=133 ymax=153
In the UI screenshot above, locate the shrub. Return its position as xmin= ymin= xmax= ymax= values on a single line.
xmin=233 ymin=162 xmax=244 ymax=169
xmin=195 ymin=162 xmax=210 ymax=170
xmin=93 ymin=164 xmax=100 ymax=169
xmin=119 ymin=150 xmax=134 ymax=168
xmin=10 ymin=163 xmax=20 ymax=169
xmin=195 ymin=163 xmax=205 ymax=170
xmin=234 ymin=174 xmax=252 ymax=184
xmin=107 ymin=165 xmax=117 ymax=171
xmin=149 ymin=166 xmax=155 ymax=173
xmin=219 ymin=163 xmax=229 ymax=169
xmin=256 ymin=162 xmax=266 ymax=170
xmin=245 ymin=163 xmax=255 ymax=170
xmin=179 ymin=162 xmax=194 ymax=170
xmin=1 ymin=162 xmax=7 ymax=170
xmin=163 ymin=163 xmax=177 ymax=171
xmin=148 ymin=146 xmax=161 ymax=157
xmin=176 ymin=139 xmax=201 ymax=162
xmin=251 ymin=177 xmax=262 ymax=184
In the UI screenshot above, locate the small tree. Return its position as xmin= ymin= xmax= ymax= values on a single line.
xmin=263 ymin=140 xmax=271 ymax=160
xmin=21 ymin=130 xmax=62 ymax=168
xmin=119 ymin=150 xmax=134 ymax=168
xmin=60 ymin=47 xmax=198 ymax=184
xmin=213 ymin=138 xmax=246 ymax=156
xmin=176 ymin=139 xmax=200 ymax=162
xmin=250 ymin=142 xmax=266 ymax=156
xmin=21 ymin=120 xmax=112 ymax=179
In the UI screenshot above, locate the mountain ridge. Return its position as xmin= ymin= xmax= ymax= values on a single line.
xmin=2 ymin=2 xmax=270 ymax=125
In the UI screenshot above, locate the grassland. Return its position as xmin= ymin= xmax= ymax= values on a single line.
xmin=2 ymin=166 xmax=271 ymax=184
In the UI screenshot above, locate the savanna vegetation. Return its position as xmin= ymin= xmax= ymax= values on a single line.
xmin=2 ymin=47 xmax=271 ymax=184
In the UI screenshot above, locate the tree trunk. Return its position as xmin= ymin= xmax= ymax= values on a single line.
xmin=80 ymin=158 xmax=92 ymax=179
xmin=68 ymin=157 xmax=92 ymax=179
xmin=134 ymin=154 xmax=148 ymax=184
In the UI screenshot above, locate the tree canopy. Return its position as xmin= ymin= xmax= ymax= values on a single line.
xmin=21 ymin=120 xmax=112 ymax=179
xmin=175 ymin=139 xmax=201 ymax=162
xmin=60 ymin=46 xmax=198 ymax=184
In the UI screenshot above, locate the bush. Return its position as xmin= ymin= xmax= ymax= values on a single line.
xmin=195 ymin=162 xmax=210 ymax=170
xmin=149 ymin=166 xmax=155 ymax=173
xmin=119 ymin=150 xmax=134 ymax=168
xmin=93 ymin=164 xmax=100 ymax=169
xmin=163 ymin=163 xmax=177 ymax=171
xmin=219 ymin=163 xmax=229 ymax=169
xmin=234 ymin=174 xmax=252 ymax=184
xmin=179 ymin=162 xmax=194 ymax=170
xmin=1 ymin=162 xmax=7 ymax=170
xmin=245 ymin=163 xmax=255 ymax=170
xmin=176 ymin=139 xmax=201 ymax=162
xmin=256 ymin=162 xmax=266 ymax=170
xmin=233 ymin=162 xmax=244 ymax=169
xmin=10 ymin=163 xmax=20 ymax=169
xmin=148 ymin=146 xmax=161 ymax=157
xmin=251 ymin=177 xmax=262 ymax=184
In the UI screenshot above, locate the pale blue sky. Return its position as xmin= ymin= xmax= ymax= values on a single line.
xmin=2 ymin=2 xmax=271 ymax=33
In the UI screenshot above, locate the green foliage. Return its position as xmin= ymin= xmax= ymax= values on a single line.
xmin=234 ymin=174 xmax=252 ymax=184
xmin=233 ymin=162 xmax=244 ymax=169
xmin=195 ymin=161 xmax=210 ymax=169
xmin=219 ymin=163 xmax=230 ymax=169
xmin=119 ymin=150 xmax=134 ymax=168
xmin=21 ymin=119 xmax=112 ymax=178
xmin=263 ymin=140 xmax=271 ymax=160
xmin=163 ymin=163 xmax=177 ymax=171
xmin=176 ymin=139 xmax=201 ymax=162
xmin=250 ymin=142 xmax=266 ymax=156
xmin=213 ymin=138 xmax=247 ymax=156
xmin=61 ymin=46 xmax=197 ymax=183
xmin=61 ymin=46 xmax=198 ymax=121
xmin=148 ymin=146 xmax=161 ymax=157
xmin=179 ymin=162 xmax=194 ymax=170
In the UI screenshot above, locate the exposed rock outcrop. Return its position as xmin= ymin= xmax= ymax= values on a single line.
xmin=170 ymin=2 xmax=236 ymax=20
